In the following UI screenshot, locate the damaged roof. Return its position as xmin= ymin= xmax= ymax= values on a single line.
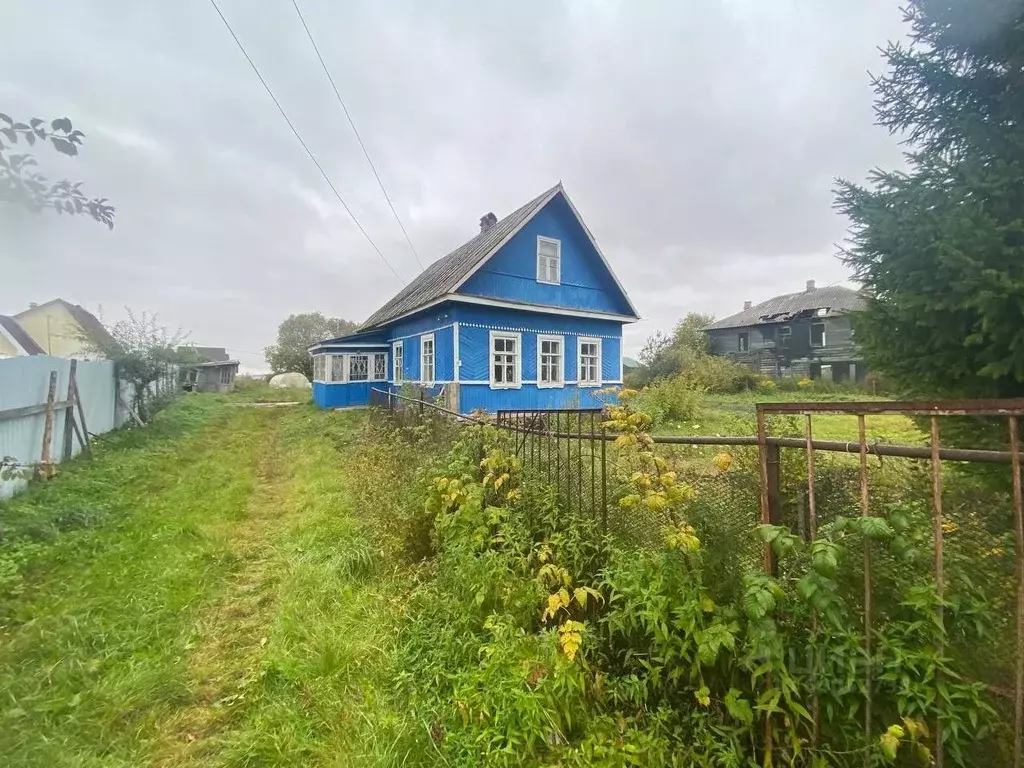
xmin=704 ymin=285 xmax=864 ymax=331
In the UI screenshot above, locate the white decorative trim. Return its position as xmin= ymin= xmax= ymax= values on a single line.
xmin=536 ymin=236 xmax=561 ymax=285
xmin=489 ymin=330 xmax=522 ymax=389
xmin=577 ymin=336 xmax=602 ymax=387
xmin=420 ymin=333 xmax=435 ymax=385
xmin=459 ymin=322 xmax=620 ymax=339
xmin=449 ymin=294 xmax=637 ymax=322
xmin=459 ymin=380 xmax=621 ymax=387
xmin=453 ymin=321 xmax=461 ymax=383
xmin=536 ymin=333 xmax=564 ymax=389
xmin=310 ymin=342 xmax=390 ymax=350
xmin=362 ymin=293 xmax=637 ymax=331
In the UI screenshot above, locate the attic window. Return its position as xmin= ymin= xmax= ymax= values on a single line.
xmin=537 ymin=237 xmax=561 ymax=285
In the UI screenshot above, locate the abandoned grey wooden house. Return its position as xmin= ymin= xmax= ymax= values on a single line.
xmin=179 ymin=346 xmax=239 ymax=393
xmin=703 ymin=281 xmax=865 ymax=382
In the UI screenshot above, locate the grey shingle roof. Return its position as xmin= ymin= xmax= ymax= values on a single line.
xmin=178 ymin=346 xmax=229 ymax=363
xmin=359 ymin=183 xmax=562 ymax=330
xmin=0 ymin=315 xmax=44 ymax=354
xmin=704 ymin=285 xmax=864 ymax=331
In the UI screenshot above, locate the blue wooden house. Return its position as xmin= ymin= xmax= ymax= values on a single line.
xmin=309 ymin=183 xmax=639 ymax=414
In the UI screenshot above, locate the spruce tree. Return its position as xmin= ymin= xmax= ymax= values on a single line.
xmin=836 ymin=0 xmax=1024 ymax=397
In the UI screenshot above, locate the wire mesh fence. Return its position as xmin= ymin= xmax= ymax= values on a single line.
xmin=370 ymin=388 xmax=1024 ymax=766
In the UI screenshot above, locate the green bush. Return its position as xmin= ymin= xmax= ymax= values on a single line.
xmin=679 ymin=355 xmax=761 ymax=394
xmin=381 ymin=401 xmax=1003 ymax=766
xmin=635 ymin=375 xmax=703 ymax=427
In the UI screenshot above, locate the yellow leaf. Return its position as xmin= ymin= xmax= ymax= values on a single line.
xmin=574 ymin=587 xmax=588 ymax=609
xmin=713 ymin=452 xmax=733 ymax=472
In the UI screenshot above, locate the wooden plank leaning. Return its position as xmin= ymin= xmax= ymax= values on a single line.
xmin=39 ymin=370 xmax=58 ymax=477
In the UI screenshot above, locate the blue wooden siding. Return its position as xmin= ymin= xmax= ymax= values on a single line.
xmin=390 ymin=322 xmax=455 ymax=383
xmin=453 ymin=305 xmax=622 ymax=384
xmin=313 ymin=381 xmax=374 ymax=408
xmin=601 ymin=336 xmax=622 ymax=382
xmin=459 ymin=384 xmax=610 ymax=412
xmin=455 ymin=195 xmax=633 ymax=316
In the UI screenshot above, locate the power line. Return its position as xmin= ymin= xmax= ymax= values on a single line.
xmin=208 ymin=0 xmax=406 ymax=285
xmin=289 ymin=0 xmax=424 ymax=271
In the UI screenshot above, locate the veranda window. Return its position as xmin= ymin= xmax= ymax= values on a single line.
xmin=349 ymin=355 xmax=369 ymax=381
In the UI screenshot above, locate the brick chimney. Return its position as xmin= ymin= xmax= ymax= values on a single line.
xmin=479 ymin=212 xmax=497 ymax=232
xmin=743 ymin=300 xmax=752 ymax=310
xmin=806 ymin=279 xmax=816 ymax=292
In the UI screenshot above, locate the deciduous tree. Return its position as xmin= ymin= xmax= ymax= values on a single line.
xmin=264 ymin=312 xmax=357 ymax=378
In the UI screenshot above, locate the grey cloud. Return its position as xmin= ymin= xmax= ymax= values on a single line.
xmin=2 ymin=0 xmax=907 ymax=371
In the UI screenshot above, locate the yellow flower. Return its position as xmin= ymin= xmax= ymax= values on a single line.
xmin=940 ymin=520 xmax=959 ymax=534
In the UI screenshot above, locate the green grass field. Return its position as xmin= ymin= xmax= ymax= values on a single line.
xmin=0 ymin=394 xmax=412 ymax=767
xmin=656 ymin=390 xmax=928 ymax=445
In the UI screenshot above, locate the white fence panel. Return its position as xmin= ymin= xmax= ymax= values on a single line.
xmin=0 ymin=356 xmax=119 ymax=499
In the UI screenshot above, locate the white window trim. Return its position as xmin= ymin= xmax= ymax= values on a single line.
xmin=392 ymin=341 xmax=404 ymax=383
xmin=536 ymin=333 xmax=565 ymax=389
xmin=420 ymin=333 xmax=435 ymax=385
xmin=489 ymin=330 xmax=522 ymax=390
xmin=810 ymin=322 xmax=826 ymax=348
xmin=536 ymin=236 xmax=561 ymax=285
xmin=577 ymin=336 xmax=602 ymax=387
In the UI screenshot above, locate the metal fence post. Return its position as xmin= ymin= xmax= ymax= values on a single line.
xmin=601 ymin=423 xmax=608 ymax=535
xmin=1010 ymin=415 xmax=1024 ymax=768
xmin=857 ymin=412 xmax=873 ymax=761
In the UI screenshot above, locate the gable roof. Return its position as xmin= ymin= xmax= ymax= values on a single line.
xmin=15 ymin=299 xmax=119 ymax=351
xmin=359 ymin=182 xmax=638 ymax=330
xmin=0 ymin=315 xmax=44 ymax=355
xmin=704 ymin=285 xmax=864 ymax=331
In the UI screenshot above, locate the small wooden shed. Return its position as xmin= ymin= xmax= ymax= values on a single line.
xmin=179 ymin=347 xmax=240 ymax=393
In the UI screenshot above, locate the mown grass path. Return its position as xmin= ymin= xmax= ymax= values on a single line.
xmin=0 ymin=397 xmax=414 ymax=767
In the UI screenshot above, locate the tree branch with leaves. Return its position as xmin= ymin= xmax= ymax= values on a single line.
xmin=0 ymin=113 xmax=115 ymax=228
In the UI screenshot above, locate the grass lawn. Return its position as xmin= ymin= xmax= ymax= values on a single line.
xmin=656 ymin=390 xmax=927 ymax=445
xmin=0 ymin=395 xmax=415 ymax=767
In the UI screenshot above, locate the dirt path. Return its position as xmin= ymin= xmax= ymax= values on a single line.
xmin=0 ymin=398 xmax=410 ymax=768
xmin=154 ymin=413 xmax=296 ymax=765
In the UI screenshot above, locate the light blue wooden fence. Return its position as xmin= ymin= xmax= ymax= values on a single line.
xmin=0 ymin=356 xmax=159 ymax=499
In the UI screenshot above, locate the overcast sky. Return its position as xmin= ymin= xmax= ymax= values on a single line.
xmin=1 ymin=0 xmax=908 ymax=371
